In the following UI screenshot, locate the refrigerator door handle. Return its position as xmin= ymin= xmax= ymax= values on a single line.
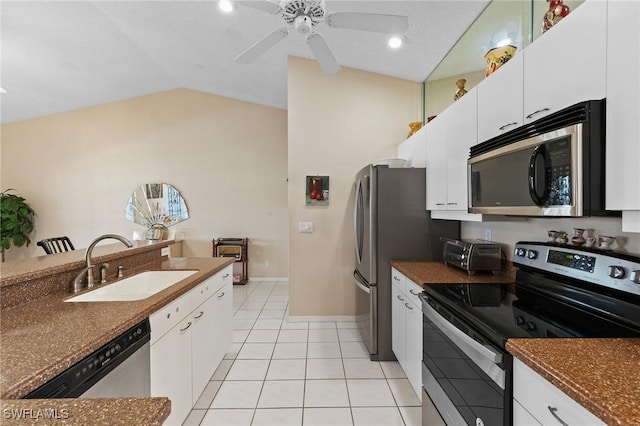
xmin=354 ymin=180 xmax=362 ymax=262
xmin=354 ymin=270 xmax=371 ymax=294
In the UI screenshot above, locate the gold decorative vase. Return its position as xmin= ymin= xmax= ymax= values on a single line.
xmin=484 ymin=45 xmax=517 ymax=78
xmin=407 ymin=121 xmax=423 ymax=138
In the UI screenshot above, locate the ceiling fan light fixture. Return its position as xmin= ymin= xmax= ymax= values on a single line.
xmin=218 ymin=0 xmax=234 ymax=13
xmin=388 ymin=35 xmax=403 ymax=49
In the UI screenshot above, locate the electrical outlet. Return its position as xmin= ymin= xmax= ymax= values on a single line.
xmin=484 ymin=228 xmax=492 ymax=241
xmin=298 ymin=221 xmax=314 ymax=233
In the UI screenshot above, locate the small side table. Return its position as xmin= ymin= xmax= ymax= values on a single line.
xmin=212 ymin=238 xmax=248 ymax=285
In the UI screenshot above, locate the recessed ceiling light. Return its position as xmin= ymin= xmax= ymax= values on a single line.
xmin=388 ymin=35 xmax=403 ymax=49
xmin=0 ymin=87 xmax=6 ymax=94
xmin=219 ymin=0 xmax=234 ymax=13
xmin=496 ymin=38 xmax=512 ymax=48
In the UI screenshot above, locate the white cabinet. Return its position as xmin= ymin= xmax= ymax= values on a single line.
xmin=477 ymin=52 xmax=524 ymax=143
xmin=390 ymin=268 xmax=422 ymax=399
xmin=513 ymin=357 xmax=605 ymax=426
xmin=523 ymin=0 xmax=606 ymax=123
xmin=150 ymin=315 xmax=193 ymax=426
xmin=425 ymin=89 xmax=484 ymax=222
xmin=397 ymin=126 xmax=426 ymax=168
xmin=150 ymin=265 xmax=233 ymax=425
xmin=606 ymin=0 xmax=640 ymax=232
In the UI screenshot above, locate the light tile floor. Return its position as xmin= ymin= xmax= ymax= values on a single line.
xmin=182 ymin=281 xmax=421 ymax=426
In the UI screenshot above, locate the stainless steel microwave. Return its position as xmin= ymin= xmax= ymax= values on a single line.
xmin=468 ymin=99 xmax=617 ymax=217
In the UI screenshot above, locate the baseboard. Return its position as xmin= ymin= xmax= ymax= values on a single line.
xmin=247 ymin=277 xmax=289 ymax=282
xmin=287 ymin=315 xmax=358 ymax=322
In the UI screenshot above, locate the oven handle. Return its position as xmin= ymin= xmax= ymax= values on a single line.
xmin=422 ymin=297 xmax=503 ymax=365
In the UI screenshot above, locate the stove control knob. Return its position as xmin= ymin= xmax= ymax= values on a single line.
xmin=526 ymin=250 xmax=538 ymax=259
xmin=631 ymin=270 xmax=640 ymax=284
xmin=608 ymin=265 xmax=626 ymax=279
xmin=515 ymin=316 xmax=525 ymax=326
xmin=515 ymin=248 xmax=526 ymax=257
xmin=526 ymin=321 xmax=536 ymax=331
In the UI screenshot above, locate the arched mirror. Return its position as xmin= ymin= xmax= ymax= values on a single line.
xmin=125 ymin=183 xmax=189 ymax=238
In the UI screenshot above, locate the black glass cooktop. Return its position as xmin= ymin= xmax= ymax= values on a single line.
xmin=422 ymin=274 xmax=640 ymax=350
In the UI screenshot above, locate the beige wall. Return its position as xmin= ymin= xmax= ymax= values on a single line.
xmin=287 ymin=57 xmax=423 ymax=317
xmin=0 ymin=89 xmax=289 ymax=278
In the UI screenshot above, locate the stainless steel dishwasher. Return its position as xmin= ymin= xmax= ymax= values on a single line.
xmin=25 ymin=319 xmax=150 ymax=398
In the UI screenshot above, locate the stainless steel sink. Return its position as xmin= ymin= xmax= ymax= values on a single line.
xmin=66 ymin=270 xmax=198 ymax=302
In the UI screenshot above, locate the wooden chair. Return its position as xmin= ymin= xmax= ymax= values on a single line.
xmin=36 ymin=236 xmax=75 ymax=255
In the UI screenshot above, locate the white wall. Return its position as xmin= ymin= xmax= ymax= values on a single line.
xmin=287 ymin=57 xmax=423 ymax=317
xmin=462 ymin=216 xmax=640 ymax=258
xmin=1 ymin=89 xmax=289 ymax=278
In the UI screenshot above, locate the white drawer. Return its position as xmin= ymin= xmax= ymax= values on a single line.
xmin=391 ymin=268 xmax=407 ymax=294
xmin=150 ymin=291 xmax=191 ymax=345
xmin=405 ymin=279 xmax=423 ymax=310
xmin=191 ymin=276 xmax=215 ymax=310
xmin=513 ymin=358 xmax=605 ymax=426
xmin=220 ymin=265 xmax=233 ymax=287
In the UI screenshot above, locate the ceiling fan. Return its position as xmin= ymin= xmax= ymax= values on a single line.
xmin=234 ymin=0 xmax=409 ymax=74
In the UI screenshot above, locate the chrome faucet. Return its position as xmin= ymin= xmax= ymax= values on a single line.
xmin=72 ymin=234 xmax=133 ymax=293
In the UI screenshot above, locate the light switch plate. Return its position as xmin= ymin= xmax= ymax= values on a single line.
xmin=298 ymin=221 xmax=314 ymax=233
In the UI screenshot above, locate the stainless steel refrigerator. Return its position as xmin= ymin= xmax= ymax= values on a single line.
xmin=353 ymin=164 xmax=459 ymax=361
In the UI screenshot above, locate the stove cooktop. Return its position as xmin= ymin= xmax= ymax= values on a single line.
xmin=421 ymin=242 xmax=640 ymax=349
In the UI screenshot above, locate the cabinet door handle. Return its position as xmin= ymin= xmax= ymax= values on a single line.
xmin=409 ymin=289 xmax=420 ymax=296
xmin=547 ymin=406 xmax=569 ymax=426
xmin=404 ymin=303 xmax=413 ymax=310
xmin=223 ymin=273 xmax=230 ymax=278
xmin=396 ymin=295 xmax=405 ymax=301
xmin=218 ymin=292 xmax=225 ymax=299
xmin=436 ymin=203 xmax=445 ymax=206
xmin=194 ymin=311 xmax=204 ymax=319
xmin=180 ymin=322 xmax=192 ymax=332
xmin=526 ymin=107 xmax=550 ymax=120
xmin=393 ymin=276 xmax=400 ymax=281
xmin=447 ymin=202 xmax=458 ymax=205
xmin=498 ymin=121 xmax=518 ymax=131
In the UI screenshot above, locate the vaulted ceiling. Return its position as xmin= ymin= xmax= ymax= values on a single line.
xmin=1 ymin=1 xmax=489 ymax=124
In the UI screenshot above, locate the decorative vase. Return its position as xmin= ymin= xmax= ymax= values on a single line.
xmin=407 ymin=121 xmax=423 ymax=138
xmin=542 ymin=0 xmax=571 ymax=34
xmin=454 ymin=79 xmax=467 ymax=101
xmin=571 ymin=228 xmax=586 ymax=246
xmin=557 ymin=232 xmax=568 ymax=244
xmin=484 ymin=45 xmax=517 ymax=78
xmin=598 ymin=235 xmax=616 ymax=250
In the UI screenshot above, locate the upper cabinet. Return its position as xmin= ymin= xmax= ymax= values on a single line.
xmin=606 ymin=0 xmax=640 ymax=232
xmin=477 ymin=52 xmax=524 ymax=143
xmin=523 ymin=0 xmax=606 ymax=123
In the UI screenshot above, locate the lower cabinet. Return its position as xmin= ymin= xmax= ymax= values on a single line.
xmin=513 ymin=357 xmax=605 ymax=426
xmin=150 ymin=265 xmax=233 ymax=425
xmin=391 ymin=268 xmax=423 ymax=399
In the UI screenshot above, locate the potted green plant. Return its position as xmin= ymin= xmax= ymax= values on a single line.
xmin=1 ymin=189 xmax=36 ymax=262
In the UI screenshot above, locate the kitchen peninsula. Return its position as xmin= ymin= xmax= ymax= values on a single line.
xmin=0 ymin=239 xmax=234 ymax=425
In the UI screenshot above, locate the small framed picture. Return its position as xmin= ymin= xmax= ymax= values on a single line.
xmin=306 ymin=175 xmax=329 ymax=206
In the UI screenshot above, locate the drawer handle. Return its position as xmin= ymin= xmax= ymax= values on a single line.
xmin=498 ymin=121 xmax=518 ymax=131
xmin=218 ymin=292 xmax=225 ymax=299
xmin=548 ymin=406 xmax=569 ymax=426
xmin=526 ymin=107 xmax=550 ymax=120
xmin=397 ymin=295 xmax=405 ymax=301
xmin=393 ymin=276 xmax=400 ymax=281
xmin=223 ymin=273 xmax=230 ymax=278
xmin=180 ymin=322 xmax=192 ymax=332
xmin=409 ymin=289 xmax=420 ymax=295
xmin=435 ymin=203 xmax=445 ymax=206
xmin=194 ymin=311 xmax=204 ymax=319
xmin=404 ymin=303 xmax=413 ymax=310
xmin=447 ymin=202 xmax=457 ymax=205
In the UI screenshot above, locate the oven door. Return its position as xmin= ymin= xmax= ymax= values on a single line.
xmin=421 ymin=294 xmax=511 ymax=426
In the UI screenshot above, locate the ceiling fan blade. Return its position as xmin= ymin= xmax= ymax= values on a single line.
xmin=235 ymin=28 xmax=289 ymax=64
xmin=326 ymin=12 xmax=409 ymax=34
xmin=306 ymin=33 xmax=341 ymax=74
xmin=235 ymin=0 xmax=282 ymax=14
